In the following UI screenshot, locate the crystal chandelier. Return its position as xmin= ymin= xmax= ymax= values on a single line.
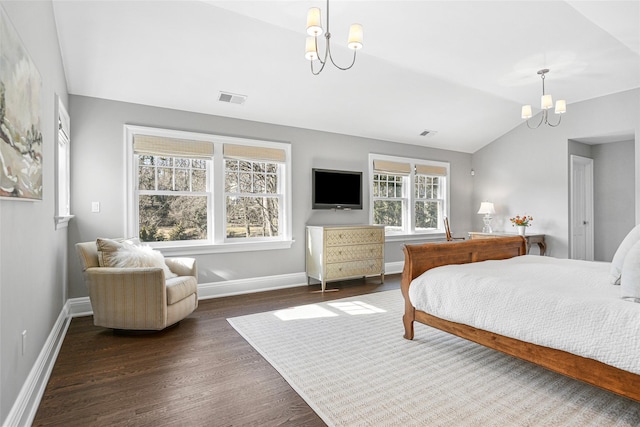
xmin=304 ymin=0 xmax=363 ymax=75
xmin=521 ymin=69 xmax=567 ymax=128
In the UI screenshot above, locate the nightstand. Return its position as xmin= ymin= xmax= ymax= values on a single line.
xmin=468 ymin=232 xmax=546 ymax=256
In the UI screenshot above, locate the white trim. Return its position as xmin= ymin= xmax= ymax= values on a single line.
xmin=4 ymin=303 xmax=72 ymax=427
xmin=124 ymin=125 xmax=292 ymax=250
xmin=197 ymin=272 xmax=308 ymax=299
xmin=159 ymin=239 xmax=295 ymax=256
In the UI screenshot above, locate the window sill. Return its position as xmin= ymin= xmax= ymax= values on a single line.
xmin=158 ymin=239 xmax=295 ymax=256
xmin=384 ymin=233 xmax=446 ymax=243
xmin=54 ymin=215 xmax=74 ymax=230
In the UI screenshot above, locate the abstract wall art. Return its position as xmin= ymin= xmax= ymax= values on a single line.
xmin=0 ymin=6 xmax=43 ymax=200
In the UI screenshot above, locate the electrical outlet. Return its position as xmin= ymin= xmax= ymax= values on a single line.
xmin=22 ymin=330 xmax=27 ymax=356
xmin=91 ymin=201 xmax=100 ymax=213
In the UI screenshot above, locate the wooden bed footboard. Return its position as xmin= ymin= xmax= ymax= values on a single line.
xmin=400 ymin=236 xmax=640 ymax=402
xmin=401 ymin=236 xmax=526 ymax=340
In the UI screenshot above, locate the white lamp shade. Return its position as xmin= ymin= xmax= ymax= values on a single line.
xmin=347 ymin=23 xmax=363 ymax=50
xmin=521 ymin=105 xmax=532 ymax=120
xmin=541 ymin=94 xmax=553 ymax=110
xmin=305 ymin=37 xmax=318 ymax=60
xmin=306 ymin=8 xmax=323 ymax=36
xmin=477 ymin=202 xmax=495 ymax=215
xmin=555 ymin=99 xmax=567 ymax=114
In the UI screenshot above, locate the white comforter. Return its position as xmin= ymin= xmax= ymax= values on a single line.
xmin=408 ymin=255 xmax=640 ymax=374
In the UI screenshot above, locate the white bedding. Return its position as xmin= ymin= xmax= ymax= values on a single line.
xmin=408 ymin=255 xmax=640 ymax=374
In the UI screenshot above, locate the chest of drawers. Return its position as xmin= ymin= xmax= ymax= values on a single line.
xmin=305 ymin=225 xmax=385 ymax=292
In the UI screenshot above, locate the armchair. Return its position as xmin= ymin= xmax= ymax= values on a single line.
xmin=76 ymin=240 xmax=198 ymax=330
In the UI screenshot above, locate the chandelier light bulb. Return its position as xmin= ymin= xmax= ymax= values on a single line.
xmin=521 ymin=105 xmax=532 ymax=120
xmin=555 ymin=99 xmax=567 ymax=114
xmin=306 ymin=7 xmax=323 ymax=36
xmin=305 ymin=37 xmax=318 ymax=61
xmin=541 ymin=94 xmax=553 ymax=110
xmin=347 ymin=23 xmax=363 ymax=50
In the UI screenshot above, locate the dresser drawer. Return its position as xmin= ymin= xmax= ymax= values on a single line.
xmin=325 ymin=227 xmax=384 ymax=246
xmin=325 ymin=244 xmax=383 ymax=263
xmin=325 ymin=259 xmax=384 ymax=280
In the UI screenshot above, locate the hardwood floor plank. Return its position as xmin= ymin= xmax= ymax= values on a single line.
xmin=32 ymin=276 xmax=399 ymax=426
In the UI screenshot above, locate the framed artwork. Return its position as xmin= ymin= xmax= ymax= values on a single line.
xmin=0 ymin=6 xmax=43 ymax=200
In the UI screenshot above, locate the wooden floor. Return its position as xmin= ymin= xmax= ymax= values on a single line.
xmin=33 ymin=275 xmax=400 ymax=426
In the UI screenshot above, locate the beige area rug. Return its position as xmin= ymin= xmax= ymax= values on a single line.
xmin=227 ymin=290 xmax=640 ymax=427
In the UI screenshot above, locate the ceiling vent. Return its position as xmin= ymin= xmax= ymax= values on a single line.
xmin=419 ymin=130 xmax=437 ymax=137
xmin=218 ymin=91 xmax=247 ymax=105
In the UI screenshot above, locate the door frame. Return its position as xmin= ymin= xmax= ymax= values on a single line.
xmin=569 ymin=155 xmax=594 ymax=260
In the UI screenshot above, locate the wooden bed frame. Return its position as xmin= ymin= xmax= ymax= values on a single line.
xmin=401 ymin=236 xmax=640 ymax=402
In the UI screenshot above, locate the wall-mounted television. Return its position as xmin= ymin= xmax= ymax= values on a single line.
xmin=312 ymin=168 xmax=363 ymax=210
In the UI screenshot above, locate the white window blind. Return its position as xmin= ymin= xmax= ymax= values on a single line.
xmin=373 ymin=160 xmax=411 ymax=175
xmin=223 ymin=144 xmax=286 ymax=163
xmin=133 ymin=135 xmax=214 ymax=159
xmin=415 ymin=164 xmax=447 ymax=176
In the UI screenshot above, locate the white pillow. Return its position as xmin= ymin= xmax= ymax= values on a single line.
xmin=621 ymin=240 xmax=640 ymax=303
xmin=111 ymin=243 xmax=178 ymax=279
xmin=610 ymin=224 xmax=640 ymax=285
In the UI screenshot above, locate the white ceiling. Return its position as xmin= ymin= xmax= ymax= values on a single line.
xmin=51 ymin=0 xmax=640 ymax=153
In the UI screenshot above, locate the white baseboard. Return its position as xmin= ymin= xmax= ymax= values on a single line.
xmin=8 ymin=261 xmax=403 ymax=425
xmin=197 ymin=272 xmax=308 ymax=300
xmin=3 ymin=303 xmax=71 ymax=427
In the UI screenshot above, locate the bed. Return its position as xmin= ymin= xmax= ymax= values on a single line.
xmin=401 ymin=236 xmax=640 ymax=402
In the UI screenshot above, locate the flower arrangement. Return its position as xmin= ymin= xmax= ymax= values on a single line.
xmin=510 ymin=215 xmax=533 ymax=227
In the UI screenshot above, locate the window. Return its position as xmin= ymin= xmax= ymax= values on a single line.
xmin=125 ymin=126 xmax=292 ymax=252
xmin=369 ymin=154 xmax=449 ymax=236
xmin=223 ymin=144 xmax=285 ymax=240
xmin=55 ymin=96 xmax=73 ymax=229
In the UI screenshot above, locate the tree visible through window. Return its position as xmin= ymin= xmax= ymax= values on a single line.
xmin=370 ymin=154 xmax=449 ymax=235
xmin=126 ymin=125 xmax=292 ymax=249
xmin=225 ymin=159 xmax=281 ymax=239
xmin=137 ymin=155 xmax=209 ymax=242
xmin=373 ymin=173 xmax=404 ymax=232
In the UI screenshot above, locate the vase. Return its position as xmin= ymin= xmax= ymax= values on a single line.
xmin=517 ymin=225 xmax=526 ymax=236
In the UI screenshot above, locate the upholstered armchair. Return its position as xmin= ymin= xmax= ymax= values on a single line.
xmin=76 ymin=239 xmax=198 ymax=330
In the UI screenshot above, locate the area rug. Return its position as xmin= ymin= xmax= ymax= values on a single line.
xmin=227 ymin=290 xmax=640 ymax=426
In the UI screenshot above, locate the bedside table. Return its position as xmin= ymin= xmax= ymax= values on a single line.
xmin=468 ymin=232 xmax=546 ymax=256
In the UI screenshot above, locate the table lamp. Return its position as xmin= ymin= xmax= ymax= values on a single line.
xmin=477 ymin=202 xmax=495 ymax=233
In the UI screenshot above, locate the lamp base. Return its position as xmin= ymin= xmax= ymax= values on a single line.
xmin=482 ymin=215 xmax=493 ymax=234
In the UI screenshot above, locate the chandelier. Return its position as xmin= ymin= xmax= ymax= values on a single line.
xmin=304 ymin=0 xmax=363 ymax=75
xmin=521 ymin=69 xmax=566 ymax=128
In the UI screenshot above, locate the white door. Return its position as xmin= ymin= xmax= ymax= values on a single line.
xmin=570 ymin=155 xmax=594 ymax=260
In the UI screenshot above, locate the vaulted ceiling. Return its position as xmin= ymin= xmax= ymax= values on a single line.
xmin=52 ymin=1 xmax=640 ymax=153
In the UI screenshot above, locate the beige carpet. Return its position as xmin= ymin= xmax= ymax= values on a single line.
xmin=227 ymin=290 xmax=640 ymax=426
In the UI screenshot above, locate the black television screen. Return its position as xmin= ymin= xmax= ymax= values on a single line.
xmin=312 ymin=168 xmax=363 ymax=210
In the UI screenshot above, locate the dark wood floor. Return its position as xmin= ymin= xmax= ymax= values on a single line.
xmin=33 ymin=275 xmax=400 ymax=426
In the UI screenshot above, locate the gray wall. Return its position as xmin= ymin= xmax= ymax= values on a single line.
xmin=472 ymin=89 xmax=639 ymax=258
xmin=0 ymin=1 xmax=69 ymax=423
xmin=567 ymin=139 xmax=636 ymax=261
xmin=592 ymin=140 xmax=635 ymax=261
xmin=67 ymin=95 xmax=473 ymax=298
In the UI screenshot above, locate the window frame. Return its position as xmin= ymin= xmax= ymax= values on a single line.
xmin=368 ymin=153 xmax=450 ymax=238
xmin=125 ymin=125 xmax=293 ymax=254
xmin=54 ymin=96 xmax=73 ymax=229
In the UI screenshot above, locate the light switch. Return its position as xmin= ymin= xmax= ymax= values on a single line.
xmin=91 ymin=201 xmax=100 ymax=213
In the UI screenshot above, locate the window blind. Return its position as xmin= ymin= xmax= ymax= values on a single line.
xmin=415 ymin=164 xmax=447 ymax=176
xmin=373 ymin=160 xmax=411 ymax=175
xmin=133 ymin=135 xmax=214 ymax=159
xmin=223 ymin=144 xmax=286 ymax=163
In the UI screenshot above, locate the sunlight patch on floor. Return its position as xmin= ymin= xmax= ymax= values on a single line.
xmin=328 ymin=301 xmax=386 ymax=315
xmin=273 ymin=304 xmax=339 ymax=321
